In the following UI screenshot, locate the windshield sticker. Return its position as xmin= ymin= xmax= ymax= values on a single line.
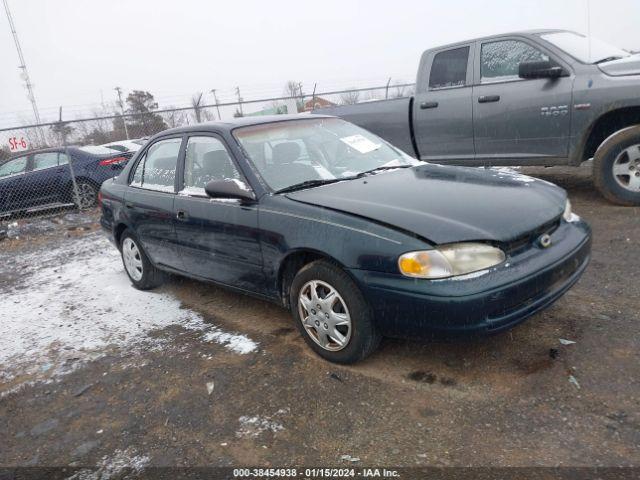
xmin=340 ymin=134 xmax=381 ymax=154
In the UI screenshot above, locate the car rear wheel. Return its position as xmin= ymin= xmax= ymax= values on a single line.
xmin=290 ymin=260 xmax=381 ymax=364
xmin=120 ymin=230 xmax=165 ymax=290
xmin=593 ymin=125 xmax=640 ymax=206
xmin=72 ymin=180 xmax=98 ymax=209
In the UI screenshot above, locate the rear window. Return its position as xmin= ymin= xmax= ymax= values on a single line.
xmin=429 ymin=46 xmax=470 ymax=89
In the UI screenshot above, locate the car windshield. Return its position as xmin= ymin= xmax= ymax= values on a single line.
xmin=540 ymin=31 xmax=631 ymax=64
xmin=233 ymin=117 xmax=420 ymax=192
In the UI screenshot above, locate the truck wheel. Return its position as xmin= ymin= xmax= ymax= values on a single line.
xmin=593 ymin=125 xmax=640 ymax=206
xmin=290 ymin=260 xmax=381 ymax=364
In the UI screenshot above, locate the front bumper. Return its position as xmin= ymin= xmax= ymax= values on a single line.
xmin=350 ymin=219 xmax=592 ymax=340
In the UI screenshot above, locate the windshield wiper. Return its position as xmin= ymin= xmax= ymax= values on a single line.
xmin=594 ymin=56 xmax=623 ymax=64
xmin=275 ymin=178 xmax=344 ymax=194
xmin=353 ymin=164 xmax=413 ymax=178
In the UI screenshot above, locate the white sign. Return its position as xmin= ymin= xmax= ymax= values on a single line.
xmin=8 ymin=136 xmax=29 ymax=152
xmin=340 ymin=134 xmax=380 ymax=154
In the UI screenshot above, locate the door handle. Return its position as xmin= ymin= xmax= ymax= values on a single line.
xmin=478 ymin=95 xmax=500 ymax=103
xmin=125 ymin=202 xmax=134 ymax=209
xmin=420 ymin=101 xmax=439 ymax=109
xmin=176 ymin=210 xmax=188 ymax=220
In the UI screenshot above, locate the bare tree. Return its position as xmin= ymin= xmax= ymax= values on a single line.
xmin=191 ymin=92 xmax=204 ymax=123
xmin=283 ymin=80 xmax=303 ymax=112
xmin=340 ymin=88 xmax=360 ymax=105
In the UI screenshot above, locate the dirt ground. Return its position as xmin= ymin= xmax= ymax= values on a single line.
xmin=1 ymin=166 xmax=639 ymax=473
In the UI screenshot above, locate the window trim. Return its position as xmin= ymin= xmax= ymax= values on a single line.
xmin=178 ymin=132 xmax=254 ymax=199
xmin=127 ymin=135 xmax=185 ymax=194
xmin=474 ymin=36 xmax=571 ymax=86
xmin=427 ymin=44 xmax=473 ymax=92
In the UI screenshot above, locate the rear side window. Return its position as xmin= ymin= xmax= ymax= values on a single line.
xmin=33 ymin=152 xmax=68 ymax=171
xmin=481 ymin=40 xmax=549 ymax=83
xmin=0 ymin=156 xmax=27 ymax=178
xmin=429 ymin=46 xmax=470 ymax=89
xmin=130 ymin=137 xmax=182 ymax=192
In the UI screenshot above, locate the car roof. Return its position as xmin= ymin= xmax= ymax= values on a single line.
xmin=154 ymin=113 xmax=335 ymax=137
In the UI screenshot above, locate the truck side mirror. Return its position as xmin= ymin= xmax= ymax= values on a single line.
xmin=519 ymin=60 xmax=567 ymax=79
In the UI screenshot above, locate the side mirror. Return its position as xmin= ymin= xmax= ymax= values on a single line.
xmin=204 ymin=179 xmax=256 ymax=203
xmin=518 ymin=60 xmax=566 ymax=79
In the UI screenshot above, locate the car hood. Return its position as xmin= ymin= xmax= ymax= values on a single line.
xmin=598 ymin=55 xmax=640 ymax=77
xmin=285 ymin=164 xmax=566 ymax=245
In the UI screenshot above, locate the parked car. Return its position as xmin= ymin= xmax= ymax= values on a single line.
xmin=100 ymin=140 xmax=142 ymax=153
xmin=100 ymin=115 xmax=591 ymax=363
xmin=314 ymin=30 xmax=640 ymax=205
xmin=0 ymin=146 xmax=132 ymax=216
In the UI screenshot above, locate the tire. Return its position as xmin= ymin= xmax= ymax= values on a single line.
xmin=289 ymin=260 xmax=381 ymax=364
xmin=593 ymin=125 xmax=640 ymax=206
xmin=120 ymin=229 xmax=165 ymax=290
xmin=72 ymin=180 xmax=98 ymax=209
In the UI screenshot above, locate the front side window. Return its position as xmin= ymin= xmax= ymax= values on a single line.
xmin=129 ymin=137 xmax=181 ymax=192
xmin=429 ymin=46 xmax=470 ymax=89
xmin=0 ymin=156 xmax=28 ymax=178
xmin=481 ymin=40 xmax=549 ymax=83
xmin=233 ymin=118 xmax=419 ymax=192
xmin=33 ymin=152 xmax=61 ymax=171
xmin=182 ymin=136 xmax=241 ymax=195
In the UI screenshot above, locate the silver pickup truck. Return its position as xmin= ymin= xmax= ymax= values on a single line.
xmin=314 ymin=30 xmax=640 ymax=205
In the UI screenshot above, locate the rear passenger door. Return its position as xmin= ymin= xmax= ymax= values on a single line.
xmin=174 ymin=134 xmax=264 ymax=291
xmin=124 ymin=136 xmax=185 ymax=271
xmin=412 ymin=44 xmax=475 ymax=162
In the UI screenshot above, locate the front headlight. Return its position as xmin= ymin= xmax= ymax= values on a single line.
xmin=398 ymin=243 xmax=506 ymax=279
xmin=563 ymin=199 xmax=572 ymax=222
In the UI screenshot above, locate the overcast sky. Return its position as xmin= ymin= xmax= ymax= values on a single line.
xmin=1 ymin=0 xmax=638 ymax=126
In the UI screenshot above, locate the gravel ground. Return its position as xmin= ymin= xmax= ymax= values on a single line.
xmin=0 ymin=166 xmax=639 ymax=472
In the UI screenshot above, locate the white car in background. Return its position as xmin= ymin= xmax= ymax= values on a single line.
xmin=100 ymin=140 xmax=143 ymax=153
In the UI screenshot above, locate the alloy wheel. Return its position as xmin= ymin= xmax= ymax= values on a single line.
xmin=612 ymin=144 xmax=640 ymax=192
xmin=75 ymin=182 xmax=96 ymax=209
xmin=297 ymin=280 xmax=352 ymax=351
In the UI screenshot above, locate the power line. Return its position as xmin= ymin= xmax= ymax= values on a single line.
xmin=3 ymin=0 xmax=45 ymax=145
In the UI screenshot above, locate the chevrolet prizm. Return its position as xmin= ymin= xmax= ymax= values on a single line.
xmin=100 ymin=115 xmax=591 ymax=363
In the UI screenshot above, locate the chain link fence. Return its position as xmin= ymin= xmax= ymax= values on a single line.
xmin=0 ymin=83 xmax=414 ymax=241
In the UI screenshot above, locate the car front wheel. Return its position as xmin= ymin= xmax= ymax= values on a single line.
xmin=593 ymin=125 xmax=640 ymax=206
xmin=290 ymin=260 xmax=381 ymax=364
xmin=120 ymin=230 xmax=165 ymax=290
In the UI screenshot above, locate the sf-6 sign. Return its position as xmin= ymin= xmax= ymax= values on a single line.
xmin=8 ymin=136 xmax=29 ymax=152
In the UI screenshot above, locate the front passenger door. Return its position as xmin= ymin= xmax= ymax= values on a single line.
xmin=174 ymin=135 xmax=264 ymax=291
xmin=472 ymin=38 xmax=573 ymax=163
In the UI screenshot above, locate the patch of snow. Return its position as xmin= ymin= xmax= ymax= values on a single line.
xmin=230 ymin=178 xmax=251 ymax=192
xmin=0 ymin=233 xmax=257 ymax=390
xmin=484 ymin=166 xmax=537 ymax=184
xmin=67 ymin=447 xmax=150 ymax=479
xmin=236 ymin=408 xmax=288 ymax=438
xmin=178 ymin=186 xmax=208 ymax=197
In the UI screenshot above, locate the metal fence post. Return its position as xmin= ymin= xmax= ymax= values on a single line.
xmin=59 ymin=107 xmax=81 ymax=210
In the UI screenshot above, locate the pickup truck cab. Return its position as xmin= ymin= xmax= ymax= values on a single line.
xmin=315 ymin=30 xmax=640 ymax=205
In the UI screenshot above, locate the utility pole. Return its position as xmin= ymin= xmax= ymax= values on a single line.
xmin=298 ymin=82 xmax=304 ymax=112
xmin=210 ymin=88 xmax=222 ymax=120
xmin=235 ymin=87 xmax=243 ymax=116
xmin=114 ymin=86 xmax=130 ymax=139
xmin=3 ymin=0 xmax=45 ymax=146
